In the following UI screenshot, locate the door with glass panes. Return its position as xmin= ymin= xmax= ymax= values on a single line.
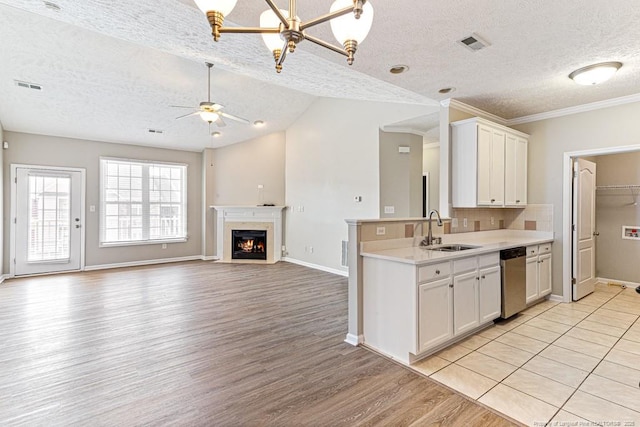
xmin=14 ymin=167 xmax=83 ymax=275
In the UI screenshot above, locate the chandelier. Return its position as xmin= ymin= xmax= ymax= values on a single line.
xmin=194 ymin=0 xmax=374 ymax=73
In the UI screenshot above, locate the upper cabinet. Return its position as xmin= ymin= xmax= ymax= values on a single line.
xmin=451 ymin=117 xmax=529 ymax=208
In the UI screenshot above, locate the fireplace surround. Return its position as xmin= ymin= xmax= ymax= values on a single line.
xmin=212 ymin=206 xmax=285 ymax=264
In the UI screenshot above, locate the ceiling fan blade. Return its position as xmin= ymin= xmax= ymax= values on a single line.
xmin=170 ymin=105 xmax=198 ymax=109
xmin=175 ymin=111 xmax=200 ymax=120
xmin=215 ymin=116 xmax=227 ymax=127
xmin=220 ymin=112 xmax=250 ymax=124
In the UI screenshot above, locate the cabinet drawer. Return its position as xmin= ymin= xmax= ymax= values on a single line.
xmin=453 ymin=257 xmax=477 ymax=274
xmin=419 ymin=262 xmax=450 ymax=282
xmin=526 ymin=245 xmax=538 ymax=258
xmin=479 ymin=253 xmax=500 ymax=268
xmin=538 ymin=243 xmax=552 ymax=255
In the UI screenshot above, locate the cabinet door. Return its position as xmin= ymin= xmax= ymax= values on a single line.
xmin=489 ymin=128 xmax=505 ymax=206
xmin=479 ymin=265 xmax=501 ymax=323
xmin=418 ymin=278 xmax=453 ymax=353
xmin=453 ymin=270 xmax=480 ymax=335
xmin=477 ymin=125 xmax=493 ymax=206
xmin=538 ymin=253 xmax=552 ymax=297
xmin=514 ymin=137 xmax=528 ymax=205
xmin=526 ymin=256 xmax=539 ymax=304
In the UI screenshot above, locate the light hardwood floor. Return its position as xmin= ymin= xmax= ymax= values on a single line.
xmin=0 ymin=261 xmax=515 ymax=426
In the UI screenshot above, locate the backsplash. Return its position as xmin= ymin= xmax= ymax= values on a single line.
xmin=449 ymin=204 xmax=553 ymax=234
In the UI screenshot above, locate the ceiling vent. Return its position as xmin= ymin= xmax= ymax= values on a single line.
xmin=14 ymin=80 xmax=43 ymax=91
xmin=147 ymin=129 xmax=164 ymax=134
xmin=457 ymin=33 xmax=491 ymax=52
xmin=43 ymin=1 xmax=61 ymax=11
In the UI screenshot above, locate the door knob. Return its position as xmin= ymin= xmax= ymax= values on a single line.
xmin=75 ymin=224 xmax=82 ymax=228
xmin=593 ymin=232 xmax=600 ymax=236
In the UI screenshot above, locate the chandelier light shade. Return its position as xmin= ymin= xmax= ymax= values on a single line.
xmin=569 ymin=62 xmax=622 ymax=85
xmin=330 ymin=0 xmax=374 ymax=44
xmin=196 ymin=0 xmax=374 ymax=73
xmin=199 ymin=109 xmax=220 ymax=123
xmin=194 ymin=0 xmax=238 ymax=16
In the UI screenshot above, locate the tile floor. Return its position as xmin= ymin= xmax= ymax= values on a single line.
xmin=411 ymin=283 xmax=640 ymax=426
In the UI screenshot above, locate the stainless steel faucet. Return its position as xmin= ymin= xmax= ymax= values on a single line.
xmin=424 ymin=209 xmax=443 ymax=246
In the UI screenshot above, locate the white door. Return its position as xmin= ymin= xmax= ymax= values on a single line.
xmin=572 ymin=158 xmax=596 ymax=300
xmin=14 ymin=167 xmax=83 ymax=275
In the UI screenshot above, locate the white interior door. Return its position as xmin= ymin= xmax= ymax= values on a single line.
xmin=572 ymin=158 xmax=596 ymax=300
xmin=14 ymin=167 xmax=83 ymax=275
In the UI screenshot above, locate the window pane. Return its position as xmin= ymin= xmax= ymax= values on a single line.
xmin=101 ymin=159 xmax=186 ymax=244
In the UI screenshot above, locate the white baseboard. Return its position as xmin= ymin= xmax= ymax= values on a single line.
xmin=548 ymin=294 xmax=564 ymax=302
xmin=597 ymin=277 xmax=640 ymax=289
xmin=84 ymin=255 xmax=203 ymax=272
xmin=344 ymin=333 xmax=363 ymax=346
xmin=282 ymin=257 xmax=348 ymax=277
xmin=201 ymin=255 xmax=219 ymax=261
xmin=0 ymin=275 xmax=5 ymax=284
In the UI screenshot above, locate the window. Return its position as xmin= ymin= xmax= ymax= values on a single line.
xmin=100 ymin=158 xmax=187 ymax=246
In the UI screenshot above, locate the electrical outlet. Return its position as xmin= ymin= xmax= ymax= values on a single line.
xmin=463 ymin=218 xmax=468 ymax=228
xmin=490 ymin=216 xmax=495 ymax=225
xmin=376 ymin=226 xmax=386 ymax=236
xmin=354 ymin=195 xmax=362 ymax=202
xmin=257 ymin=184 xmax=264 ymax=189
xmin=309 ymin=246 xmax=313 ymax=253
xmin=89 ymin=205 xmax=96 ymax=212
xmin=162 ymin=243 xmax=167 ymax=249
xmin=451 ymin=218 xmax=458 ymax=228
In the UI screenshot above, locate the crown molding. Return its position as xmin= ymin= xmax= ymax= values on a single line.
xmin=440 ymin=99 xmax=507 ymax=126
xmin=380 ymin=125 xmax=428 ymax=137
xmin=506 ymin=92 xmax=640 ymax=125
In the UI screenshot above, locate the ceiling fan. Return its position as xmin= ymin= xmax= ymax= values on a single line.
xmin=172 ymin=62 xmax=249 ymax=127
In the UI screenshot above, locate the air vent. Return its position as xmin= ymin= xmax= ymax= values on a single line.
xmin=147 ymin=129 xmax=164 ymax=134
xmin=14 ymin=80 xmax=43 ymax=91
xmin=457 ymin=33 xmax=491 ymax=52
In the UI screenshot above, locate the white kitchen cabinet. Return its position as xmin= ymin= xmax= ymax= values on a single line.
xmin=479 ymin=265 xmax=501 ymax=323
xmin=418 ymin=277 xmax=453 ymax=353
xmin=505 ymin=134 xmax=528 ymax=207
xmin=526 ymin=244 xmax=553 ymax=304
xmin=451 ymin=117 xmax=529 ymax=208
xmin=538 ymin=253 xmax=552 ymax=297
xmin=453 ymin=270 xmax=480 ymax=335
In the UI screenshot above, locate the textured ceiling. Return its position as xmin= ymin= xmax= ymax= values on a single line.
xmin=0 ymin=0 xmax=639 ymax=150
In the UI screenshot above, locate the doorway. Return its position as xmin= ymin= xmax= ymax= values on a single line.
xmin=562 ymin=145 xmax=640 ymax=302
xmin=11 ymin=165 xmax=85 ymax=276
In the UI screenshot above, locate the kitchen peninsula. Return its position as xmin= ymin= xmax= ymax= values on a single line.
xmin=359 ymin=229 xmax=554 ymax=366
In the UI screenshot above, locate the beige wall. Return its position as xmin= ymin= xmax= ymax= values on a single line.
xmin=593 ymin=152 xmax=640 ymax=282
xmin=0 ymin=122 xmax=3 ymax=276
xmin=286 ymin=98 xmax=432 ymax=273
xmin=3 ymin=132 xmax=203 ymax=270
xmin=379 ymin=131 xmax=423 ymax=218
xmin=423 ymin=144 xmax=440 ymax=213
xmin=513 ymin=101 xmax=640 ymax=295
xmin=212 ymin=132 xmax=286 ymax=206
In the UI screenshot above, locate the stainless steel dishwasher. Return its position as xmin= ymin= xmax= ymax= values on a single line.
xmin=500 ymin=247 xmax=527 ymax=318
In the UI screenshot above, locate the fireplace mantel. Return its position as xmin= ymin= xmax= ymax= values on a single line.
xmin=211 ymin=206 xmax=285 ymax=263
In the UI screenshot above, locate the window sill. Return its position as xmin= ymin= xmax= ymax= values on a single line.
xmin=99 ymin=238 xmax=188 ymax=248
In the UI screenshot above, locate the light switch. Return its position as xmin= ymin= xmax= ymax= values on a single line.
xmin=384 ymin=206 xmax=395 ymax=214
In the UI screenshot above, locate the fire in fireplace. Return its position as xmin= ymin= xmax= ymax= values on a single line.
xmin=232 ymin=230 xmax=267 ymax=260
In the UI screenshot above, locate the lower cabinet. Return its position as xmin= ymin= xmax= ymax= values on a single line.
xmin=453 ymin=270 xmax=480 ymax=335
xmin=526 ymin=243 xmax=553 ymax=304
xmin=418 ymin=253 xmax=501 ymax=355
xmin=418 ymin=277 xmax=453 ymax=353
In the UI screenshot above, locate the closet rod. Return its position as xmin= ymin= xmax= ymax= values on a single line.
xmin=596 ymin=184 xmax=640 ymax=190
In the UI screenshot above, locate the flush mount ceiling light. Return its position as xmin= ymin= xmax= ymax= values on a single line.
xmin=389 ymin=65 xmax=409 ymax=74
xmin=569 ymin=61 xmax=622 ymax=85
xmin=438 ymin=87 xmax=456 ymax=94
xmin=211 ymin=131 xmax=222 ymax=138
xmin=195 ymin=0 xmax=374 ymax=73
xmin=253 ymin=120 xmax=265 ymax=127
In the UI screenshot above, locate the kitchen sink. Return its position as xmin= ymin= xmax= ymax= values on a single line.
xmin=422 ymin=244 xmax=481 ymax=252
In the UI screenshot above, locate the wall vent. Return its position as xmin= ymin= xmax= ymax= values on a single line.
xmin=457 ymin=33 xmax=491 ymax=52
xmin=341 ymin=240 xmax=349 ymax=267
xmin=147 ymin=129 xmax=164 ymax=134
xmin=15 ymin=80 xmax=43 ymax=91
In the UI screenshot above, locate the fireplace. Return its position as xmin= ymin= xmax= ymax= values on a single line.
xmin=232 ymin=230 xmax=267 ymax=260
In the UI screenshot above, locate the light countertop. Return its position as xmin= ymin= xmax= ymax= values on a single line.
xmin=360 ymin=230 xmax=554 ymax=266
